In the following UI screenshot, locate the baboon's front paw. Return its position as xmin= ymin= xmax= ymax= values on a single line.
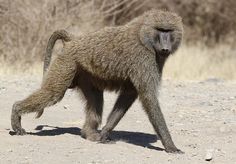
xmin=99 ymin=137 xmax=115 ymax=144
xmin=98 ymin=132 xmax=115 ymax=144
xmin=15 ymin=128 xmax=26 ymax=135
xmin=10 ymin=128 xmax=26 ymax=136
xmin=165 ymin=148 xmax=184 ymax=154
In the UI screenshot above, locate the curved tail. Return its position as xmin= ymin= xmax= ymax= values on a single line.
xmin=43 ymin=29 xmax=72 ymax=75
xmin=37 ymin=30 xmax=72 ymax=119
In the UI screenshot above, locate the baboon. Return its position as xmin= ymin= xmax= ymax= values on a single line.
xmin=11 ymin=10 xmax=183 ymax=153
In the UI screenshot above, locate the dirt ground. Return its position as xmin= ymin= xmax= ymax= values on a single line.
xmin=0 ymin=75 xmax=235 ymax=164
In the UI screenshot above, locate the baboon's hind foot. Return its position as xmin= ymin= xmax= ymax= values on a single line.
xmin=81 ymin=129 xmax=101 ymax=142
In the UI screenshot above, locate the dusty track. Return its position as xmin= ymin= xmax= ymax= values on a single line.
xmin=0 ymin=76 xmax=235 ymax=164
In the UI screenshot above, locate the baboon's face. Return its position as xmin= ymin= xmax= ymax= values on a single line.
xmin=153 ymin=28 xmax=174 ymax=57
xmin=139 ymin=10 xmax=183 ymax=57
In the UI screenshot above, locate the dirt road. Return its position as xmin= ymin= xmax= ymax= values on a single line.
xmin=0 ymin=75 xmax=236 ymax=164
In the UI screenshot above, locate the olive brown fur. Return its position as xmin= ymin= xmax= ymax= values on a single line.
xmin=11 ymin=10 xmax=183 ymax=153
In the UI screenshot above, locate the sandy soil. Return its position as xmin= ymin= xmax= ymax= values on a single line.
xmin=0 ymin=75 xmax=236 ymax=164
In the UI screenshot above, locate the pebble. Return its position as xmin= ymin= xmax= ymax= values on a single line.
xmin=0 ymin=87 xmax=6 ymax=90
xmin=176 ymin=84 xmax=184 ymax=88
xmin=205 ymin=149 xmax=215 ymax=161
xmin=231 ymin=108 xmax=236 ymax=113
xmin=191 ymin=153 xmax=198 ymax=157
xmin=229 ymin=96 xmax=236 ymax=100
xmin=167 ymin=157 xmax=172 ymax=162
xmin=178 ymin=114 xmax=183 ymax=118
xmin=63 ymin=105 xmax=69 ymax=109
xmin=136 ymin=120 xmax=142 ymax=123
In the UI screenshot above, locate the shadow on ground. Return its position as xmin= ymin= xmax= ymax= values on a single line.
xmin=9 ymin=125 xmax=163 ymax=151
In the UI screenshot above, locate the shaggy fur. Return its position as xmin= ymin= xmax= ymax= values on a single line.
xmin=11 ymin=10 xmax=183 ymax=153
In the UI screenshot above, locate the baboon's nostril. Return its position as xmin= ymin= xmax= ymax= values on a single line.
xmin=161 ymin=48 xmax=170 ymax=53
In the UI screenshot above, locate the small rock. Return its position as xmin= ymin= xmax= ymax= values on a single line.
xmin=229 ymin=96 xmax=236 ymax=100
xmin=7 ymin=149 xmax=13 ymax=152
xmin=187 ymin=144 xmax=197 ymax=149
xmin=178 ymin=114 xmax=183 ymax=118
xmin=205 ymin=149 xmax=215 ymax=161
xmin=176 ymin=84 xmax=184 ymax=88
xmin=0 ymin=87 xmax=6 ymax=90
xmin=191 ymin=153 xmax=198 ymax=157
xmin=192 ymin=133 xmax=199 ymax=137
xmin=231 ymin=108 xmax=236 ymax=113
xmin=63 ymin=105 xmax=69 ymax=109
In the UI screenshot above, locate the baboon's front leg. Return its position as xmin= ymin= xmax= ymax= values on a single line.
xmin=139 ymin=85 xmax=183 ymax=153
xmin=100 ymin=88 xmax=137 ymax=142
xmin=11 ymin=56 xmax=76 ymax=135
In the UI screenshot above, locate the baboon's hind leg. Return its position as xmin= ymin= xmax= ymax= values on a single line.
xmin=100 ymin=87 xmax=137 ymax=142
xmin=11 ymin=56 xmax=76 ymax=135
xmin=79 ymin=80 xmax=104 ymax=141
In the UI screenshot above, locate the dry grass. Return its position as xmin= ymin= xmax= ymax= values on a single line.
xmin=0 ymin=59 xmax=43 ymax=76
xmin=164 ymin=44 xmax=236 ymax=81
xmin=0 ymin=0 xmax=236 ymax=81
xmin=1 ymin=44 xmax=235 ymax=81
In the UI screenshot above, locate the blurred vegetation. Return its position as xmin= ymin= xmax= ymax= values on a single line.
xmin=0 ymin=0 xmax=236 ymax=79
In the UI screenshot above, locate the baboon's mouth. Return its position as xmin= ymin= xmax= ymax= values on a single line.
xmin=158 ymin=51 xmax=171 ymax=58
xmin=153 ymin=46 xmax=171 ymax=58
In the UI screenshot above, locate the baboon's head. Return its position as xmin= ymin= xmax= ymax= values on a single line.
xmin=139 ymin=10 xmax=183 ymax=57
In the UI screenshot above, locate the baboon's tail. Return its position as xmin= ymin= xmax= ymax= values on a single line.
xmin=43 ymin=29 xmax=72 ymax=75
xmin=37 ymin=30 xmax=71 ymax=119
